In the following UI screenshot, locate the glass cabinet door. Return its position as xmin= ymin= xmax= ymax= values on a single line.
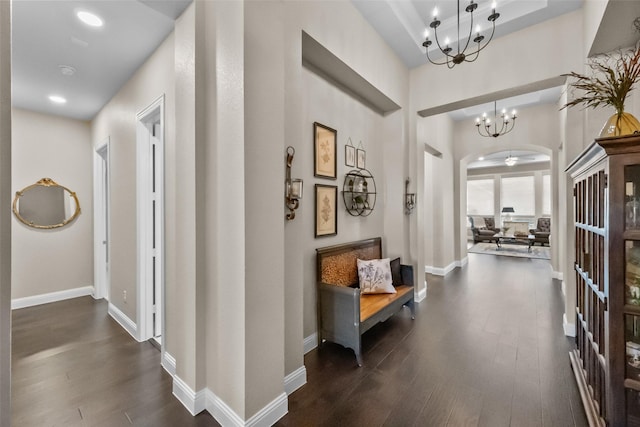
xmin=626 ymin=314 xmax=640 ymax=379
xmin=625 ymin=166 xmax=640 ymax=230
xmin=626 ymin=314 xmax=640 ymax=425
xmin=627 ymin=241 xmax=640 ymax=306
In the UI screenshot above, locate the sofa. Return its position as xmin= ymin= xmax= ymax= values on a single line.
xmin=529 ymin=217 xmax=550 ymax=246
xmin=469 ymin=216 xmax=500 ymax=243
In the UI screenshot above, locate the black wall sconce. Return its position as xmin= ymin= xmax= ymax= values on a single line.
xmin=285 ymin=146 xmax=303 ymax=220
xmin=405 ymin=178 xmax=416 ymax=214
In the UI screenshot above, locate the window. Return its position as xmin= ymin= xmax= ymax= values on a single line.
xmin=501 ymin=176 xmax=535 ymax=215
xmin=542 ymin=174 xmax=551 ymax=215
xmin=467 ymin=179 xmax=494 ymax=215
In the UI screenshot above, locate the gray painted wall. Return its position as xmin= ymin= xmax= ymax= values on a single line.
xmin=91 ymin=31 xmax=175 ymax=325
xmin=0 ymin=2 xmax=10 ymax=424
xmin=12 ymin=109 xmax=93 ymax=300
xmin=280 ymin=1 xmax=410 ymax=343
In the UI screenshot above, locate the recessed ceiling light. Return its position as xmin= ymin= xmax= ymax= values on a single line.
xmin=76 ymin=10 xmax=103 ymax=27
xmin=48 ymin=95 xmax=67 ymax=104
xmin=478 ymin=156 xmax=485 ymax=161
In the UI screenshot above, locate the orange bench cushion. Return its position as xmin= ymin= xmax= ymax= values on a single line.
xmin=360 ymin=285 xmax=413 ymax=322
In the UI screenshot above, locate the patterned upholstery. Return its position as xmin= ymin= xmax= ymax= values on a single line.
xmin=530 ymin=217 xmax=551 ymax=245
xmin=536 ymin=217 xmax=550 ymax=232
xmin=484 ymin=217 xmax=496 ymax=229
xmin=470 ymin=216 xmax=499 ymax=243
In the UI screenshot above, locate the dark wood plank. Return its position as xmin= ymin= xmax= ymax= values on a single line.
xmin=11 ymin=297 xmax=219 ymax=427
xmin=11 ymin=252 xmax=589 ymax=427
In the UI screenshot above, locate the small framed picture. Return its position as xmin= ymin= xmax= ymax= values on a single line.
xmin=356 ymin=148 xmax=366 ymax=169
xmin=315 ymin=184 xmax=337 ymax=238
xmin=314 ymin=122 xmax=337 ymax=179
xmin=345 ymin=145 xmax=355 ymax=167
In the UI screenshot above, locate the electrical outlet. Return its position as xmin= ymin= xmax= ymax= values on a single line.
xmin=123 ymin=290 xmax=127 ymax=302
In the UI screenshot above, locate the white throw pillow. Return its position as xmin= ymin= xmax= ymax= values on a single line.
xmin=357 ymin=258 xmax=396 ymax=294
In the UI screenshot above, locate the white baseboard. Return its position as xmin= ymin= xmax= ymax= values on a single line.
xmin=415 ymin=287 xmax=427 ymax=303
xmin=12 ymin=285 xmax=94 ymax=310
xmin=456 ymin=257 xmax=468 ymax=268
xmin=284 ymin=366 xmax=306 ymax=395
xmin=107 ymin=302 xmax=139 ymax=342
xmin=173 ymin=375 xmax=206 ymax=415
xmin=425 ymin=261 xmax=456 ymax=276
xmin=552 ymin=271 xmax=564 ymax=281
xmin=245 ymin=392 xmax=287 ymax=427
xmin=563 ymin=313 xmax=576 ymax=337
xmin=303 ymin=333 xmax=318 ymax=354
xmin=206 ymin=389 xmax=244 ymax=426
xmin=205 ymin=389 xmax=287 ymax=427
xmin=168 ymin=363 xmax=290 ymax=426
xmin=162 ymin=351 xmax=176 ymax=377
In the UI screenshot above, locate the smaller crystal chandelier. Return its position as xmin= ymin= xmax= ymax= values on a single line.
xmin=476 ymin=101 xmax=517 ymax=138
xmin=504 ymin=152 xmax=518 ymax=166
xmin=422 ymin=0 xmax=500 ymax=68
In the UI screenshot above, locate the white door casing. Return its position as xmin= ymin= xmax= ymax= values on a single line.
xmin=136 ymin=95 xmax=165 ymax=345
xmin=93 ymin=138 xmax=110 ymax=301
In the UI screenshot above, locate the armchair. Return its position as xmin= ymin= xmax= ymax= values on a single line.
xmin=470 ymin=216 xmax=500 ymax=243
xmin=530 ymin=217 xmax=550 ymax=246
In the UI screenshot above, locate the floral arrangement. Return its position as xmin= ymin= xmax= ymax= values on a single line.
xmin=561 ymin=18 xmax=640 ymax=137
xmin=562 ymin=47 xmax=640 ymax=117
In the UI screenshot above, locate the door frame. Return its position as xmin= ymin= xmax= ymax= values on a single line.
xmin=93 ymin=138 xmax=110 ymax=301
xmin=136 ymin=95 xmax=165 ymax=344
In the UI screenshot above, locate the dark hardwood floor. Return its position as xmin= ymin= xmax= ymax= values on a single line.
xmin=12 ymin=252 xmax=587 ymax=426
xmin=11 ymin=297 xmax=218 ymax=427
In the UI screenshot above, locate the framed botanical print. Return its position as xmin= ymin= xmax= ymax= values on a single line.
xmin=356 ymin=148 xmax=366 ymax=169
xmin=345 ymin=138 xmax=355 ymax=167
xmin=315 ymin=184 xmax=337 ymax=237
xmin=314 ymin=122 xmax=337 ymax=179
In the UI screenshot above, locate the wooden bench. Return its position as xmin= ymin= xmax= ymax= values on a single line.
xmin=316 ymin=237 xmax=415 ymax=366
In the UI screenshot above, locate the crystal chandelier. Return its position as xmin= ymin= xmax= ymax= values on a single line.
xmin=475 ymin=101 xmax=517 ymax=138
xmin=422 ymin=0 xmax=500 ymax=68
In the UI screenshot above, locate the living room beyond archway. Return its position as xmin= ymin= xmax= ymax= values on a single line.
xmin=465 ymin=150 xmax=552 ymax=260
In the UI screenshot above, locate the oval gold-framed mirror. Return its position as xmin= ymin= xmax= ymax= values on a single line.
xmin=13 ymin=178 xmax=81 ymax=229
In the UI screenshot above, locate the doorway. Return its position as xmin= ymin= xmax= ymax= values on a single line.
xmin=94 ymin=139 xmax=110 ymax=301
xmin=136 ymin=95 xmax=165 ymax=345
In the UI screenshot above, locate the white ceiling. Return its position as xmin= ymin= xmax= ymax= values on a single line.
xmin=11 ymin=1 xmax=640 ymax=123
xmin=448 ymin=85 xmax=561 ymax=121
xmin=12 ymin=0 xmax=191 ymax=121
xmin=352 ymin=0 xmax=640 ymax=122
xmin=467 ymin=149 xmax=549 ymax=169
xmin=352 ymin=0 xmax=583 ymax=69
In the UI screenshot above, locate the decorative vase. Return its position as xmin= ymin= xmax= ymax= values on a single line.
xmin=599 ymin=112 xmax=640 ymax=138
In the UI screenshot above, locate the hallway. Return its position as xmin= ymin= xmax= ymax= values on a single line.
xmin=280 ymin=254 xmax=587 ymax=426
xmin=11 ymin=253 xmax=586 ymax=426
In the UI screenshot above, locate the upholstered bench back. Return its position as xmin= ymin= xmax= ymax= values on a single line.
xmin=316 ymin=238 xmax=382 ymax=287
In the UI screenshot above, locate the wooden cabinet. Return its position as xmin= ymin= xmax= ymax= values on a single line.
xmin=567 ymin=134 xmax=640 ymax=426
